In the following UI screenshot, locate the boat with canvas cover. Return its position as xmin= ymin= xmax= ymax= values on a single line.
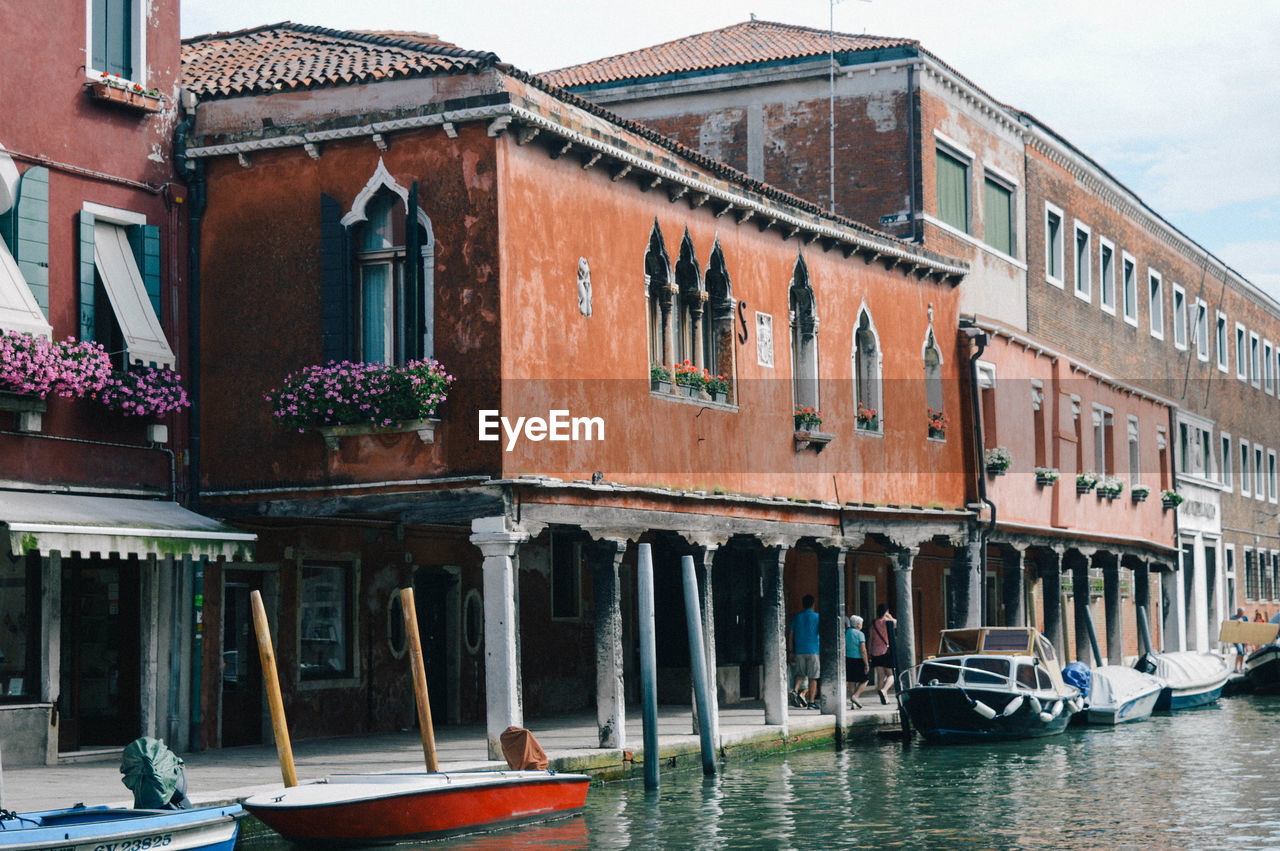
xmin=0 ymin=803 xmax=242 ymax=851
xmin=1064 ymin=663 xmax=1164 ymax=725
xmin=1136 ymin=651 xmax=1230 ymax=710
xmin=901 ymin=627 xmax=1082 ymax=743
xmin=1244 ymin=643 xmax=1280 ymax=694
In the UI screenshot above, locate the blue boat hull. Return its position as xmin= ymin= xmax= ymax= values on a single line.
xmin=0 ymin=803 xmax=242 ymax=851
xmin=903 ymin=686 xmax=1075 ymax=743
xmin=1154 ymin=682 xmax=1225 ymax=711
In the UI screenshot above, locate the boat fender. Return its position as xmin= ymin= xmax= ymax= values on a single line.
xmin=1048 ymin=700 xmax=1063 ymax=718
xmin=1028 ymin=696 xmax=1043 ymax=715
xmin=1000 ymin=695 xmax=1024 ymax=717
xmin=969 ymin=698 xmax=997 ymax=720
xmin=1067 ymin=697 xmax=1084 ymax=713
xmin=1037 ymin=711 xmax=1054 ymax=723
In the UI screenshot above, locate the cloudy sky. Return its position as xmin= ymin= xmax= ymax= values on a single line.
xmin=182 ymin=0 xmax=1280 ymax=298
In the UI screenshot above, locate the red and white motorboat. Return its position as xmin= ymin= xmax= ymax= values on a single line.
xmin=242 ymin=769 xmax=590 ymax=845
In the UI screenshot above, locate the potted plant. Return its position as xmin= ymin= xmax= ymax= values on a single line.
xmin=706 ymin=373 xmax=730 ymax=404
xmin=1034 ymin=467 xmax=1059 ymax=487
xmin=1076 ymin=471 xmax=1099 ymax=494
xmin=1161 ymin=489 xmax=1184 ymax=510
xmin=673 ymin=360 xmax=707 ymax=397
xmin=857 ymin=402 xmax=879 ymax=431
xmin=1131 ymin=484 xmax=1151 ymax=502
xmin=650 ymin=363 xmax=671 ymax=392
xmin=794 ymin=405 xmax=823 ymax=432
xmin=1097 ymin=476 xmax=1124 ymax=500
xmin=984 ymin=446 xmax=1011 ymax=475
xmin=95 ymin=364 xmax=191 ymax=418
xmin=927 ymin=407 xmax=948 ymax=439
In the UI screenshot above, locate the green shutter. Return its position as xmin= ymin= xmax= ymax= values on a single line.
xmin=983 ymin=178 xmax=1012 ymax=255
xmin=404 ymin=181 xmax=421 ymax=361
xmin=0 ymin=167 xmax=50 ymax=314
xmin=935 ymin=149 xmax=969 ymax=233
xmin=129 ymin=224 xmax=162 ymax=317
xmin=91 ymin=0 xmax=108 ymax=71
xmin=93 ymin=0 xmax=132 ymax=78
xmin=79 ymin=211 xmax=96 ymax=342
xmin=320 ymin=194 xmax=353 ymax=363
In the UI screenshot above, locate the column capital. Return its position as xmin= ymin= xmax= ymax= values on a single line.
xmin=893 ymin=546 xmax=919 ymax=571
xmin=470 ymin=517 xmax=528 ymax=557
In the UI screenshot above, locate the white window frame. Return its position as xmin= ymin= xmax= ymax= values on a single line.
xmin=934 ymin=139 xmax=973 ymax=236
xmin=84 ymin=0 xmax=148 ymax=87
xmin=1241 ymin=438 xmax=1252 ymax=496
xmin=1270 ymin=448 xmax=1278 ymax=503
xmin=1237 ymin=323 xmax=1248 ymax=381
xmin=1092 ymin=403 xmax=1114 ymax=477
xmin=1194 ymin=299 xmax=1209 ymax=362
xmin=1171 ymin=283 xmax=1187 ymax=350
xmin=1098 ymin=237 xmax=1116 ymax=315
xmin=1216 ymin=312 xmax=1229 ymax=373
xmin=1266 ymin=340 xmax=1275 ymax=394
xmin=1127 ymin=415 xmax=1141 ymax=486
xmin=1149 ymin=269 xmax=1164 ymax=340
xmin=1045 ymin=201 xmax=1065 ymax=288
xmin=1121 ymin=251 xmax=1138 ymax=326
xmin=1251 ymin=331 xmax=1262 ymax=388
xmin=980 ymin=165 xmax=1017 ymax=258
xmin=1257 ymin=445 xmax=1266 ymax=502
xmin=1074 ymin=221 xmax=1092 ymax=302
xmin=1221 ymin=431 xmax=1233 ymax=489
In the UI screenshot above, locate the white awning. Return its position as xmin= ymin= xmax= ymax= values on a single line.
xmin=93 ymin=221 xmax=174 ymax=368
xmin=0 ymin=492 xmax=255 ymax=561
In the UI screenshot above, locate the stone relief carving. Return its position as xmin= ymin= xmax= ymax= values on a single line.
xmin=577 ymin=256 xmax=592 ymax=317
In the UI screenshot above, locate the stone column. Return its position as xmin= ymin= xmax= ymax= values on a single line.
xmin=1037 ymin=548 xmax=1066 ymax=663
xmin=689 ymin=293 xmax=707 ymax=370
xmin=1001 ymin=545 xmax=1026 ymax=627
xmin=758 ymin=546 xmax=789 ymax=728
xmin=587 ymin=539 xmax=628 ymax=749
xmin=470 ymin=517 xmax=529 ymax=759
xmin=139 ymin=555 xmax=161 ymax=739
xmin=691 ymin=545 xmax=719 ymax=746
xmin=893 ymin=548 xmax=918 ymax=672
xmin=662 ymin=283 xmax=678 ymax=381
xmin=1163 ymin=554 xmax=1188 ymax=652
xmin=1132 ymin=560 xmax=1154 ymax=654
xmin=961 ymin=523 xmax=984 ymax=628
xmin=1097 ymin=552 xmax=1123 ymax=665
xmin=1066 ymin=550 xmax=1093 ymax=666
xmin=40 ymin=552 xmax=61 ymax=765
xmin=1187 ymin=536 xmax=1209 ymax=652
xmin=816 ymin=544 xmax=847 ymax=725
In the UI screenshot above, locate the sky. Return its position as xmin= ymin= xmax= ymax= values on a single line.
xmin=180 ymin=1 xmax=1280 ymax=299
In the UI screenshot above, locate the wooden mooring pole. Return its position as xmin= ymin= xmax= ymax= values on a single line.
xmin=400 ymin=587 xmax=440 ymax=772
xmin=250 ymin=590 xmax=298 ymax=787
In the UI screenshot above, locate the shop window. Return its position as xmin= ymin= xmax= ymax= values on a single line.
xmin=299 ymin=562 xmax=354 ymax=681
xmin=0 ymin=554 xmax=40 ymax=703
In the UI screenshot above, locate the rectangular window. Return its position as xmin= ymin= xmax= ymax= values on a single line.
xmin=978 ymin=362 xmax=997 ymax=447
xmin=1251 ymin=332 xmax=1262 ymax=387
xmin=1237 ymin=323 xmax=1248 ymax=380
xmin=1221 ymin=432 xmax=1233 ymax=489
xmin=936 ymin=148 xmax=970 ymax=233
xmin=1178 ymin=420 xmax=1213 ymax=480
xmin=1149 ymin=270 xmax=1164 ymax=339
xmin=1270 ymin=449 xmax=1278 ymax=502
xmin=89 ymin=0 xmax=142 ymax=83
xmin=1266 ymin=340 xmax=1275 ymax=394
xmin=299 ymin=562 xmax=354 ymax=681
xmin=1033 ymin=383 xmax=1047 ymax=468
xmin=1242 ymin=439 xmax=1252 ymax=496
xmin=1099 ymin=239 xmax=1116 ymax=314
xmin=1045 ymin=203 xmax=1064 ymax=287
xmin=1172 ymin=284 xmax=1187 ymax=349
xmin=1093 ymin=405 xmax=1114 ymax=477
xmin=1195 ymin=300 xmax=1209 ymax=361
xmin=1263 ymin=552 xmax=1274 ymax=601
xmin=1246 ymin=549 xmax=1258 ymax=601
xmin=1216 ymin=312 xmax=1229 ymax=372
xmin=550 ymin=533 xmax=582 ymax=620
xmin=983 ymin=177 xmax=1013 ymax=255
xmin=1127 ymin=416 xmax=1140 ymax=486
xmin=1257 ymin=446 xmax=1266 ymax=502
xmin=1074 ymin=223 xmax=1092 ymax=301
xmin=0 ymin=554 xmax=40 ymax=703
xmin=1121 ymin=253 xmax=1138 ymax=325
xmin=86 ymin=210 xmax=174 ymax=368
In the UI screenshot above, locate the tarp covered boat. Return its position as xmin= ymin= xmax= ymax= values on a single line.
xmin=1137 ymin=651 xmax=1230 ymax=710
xmin=1068 ymin=663 xmax=1164 ymax=725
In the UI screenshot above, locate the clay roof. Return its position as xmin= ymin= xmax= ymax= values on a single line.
xmin=181 ymin=22 xmax=500 ymax=99
xmin=541 ymin=19 xmax=916 ymax=88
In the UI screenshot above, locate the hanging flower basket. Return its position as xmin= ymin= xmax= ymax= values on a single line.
xmin=1076 ymin=471 xmax=1098 ymax=494
xmin=1161 ymin=489 xmax=1184 ymax=510
xmin=1131 ymin=484 xmax=1150 ymax=503
xmin=1034 ymin=467 xmax=1059 ymax=487
xmin=1096 ymin=477 xmax=1124 ymax=500
xmin=984 ymin=446 xmax=1011 ymax=475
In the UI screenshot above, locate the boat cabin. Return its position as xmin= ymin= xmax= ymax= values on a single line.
xmin=916 ymin=627 xmax=1068 ymax=693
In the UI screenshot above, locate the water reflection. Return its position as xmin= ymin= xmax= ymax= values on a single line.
xmin=243 ymin=697 xmax=1280 ymax=849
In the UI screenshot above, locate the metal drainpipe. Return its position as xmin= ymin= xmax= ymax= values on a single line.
xmin=907 ymin=61 xmax=919 ymax=243
xmin=961 ymin=321 xmax=997 ymax=622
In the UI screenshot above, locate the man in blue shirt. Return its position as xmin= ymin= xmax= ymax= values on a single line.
xmin=788 ymin=594 xmax=820 ymax=709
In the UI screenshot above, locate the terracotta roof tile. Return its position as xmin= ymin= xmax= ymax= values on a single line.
xmin=541 ymin=19 xmax=916 ymax=88
xmin=181 ymin=22 xmax=500 ymax=99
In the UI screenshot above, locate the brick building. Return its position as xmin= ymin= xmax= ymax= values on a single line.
xmin=0 ymin=0 xmax=252 ymax=765
xmin=179 ymin=23 xmax=981 ymax=756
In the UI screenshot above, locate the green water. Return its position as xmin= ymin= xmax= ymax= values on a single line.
xmin=245 ymin=696 xmax=1280 ymax=849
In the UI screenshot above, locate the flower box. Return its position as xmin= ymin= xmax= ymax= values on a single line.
xmin=0 ymin=390 xmax=46 ymax=414
xmin=316 ymin=417 xmax=440 ymax=452
xmin=86 ymin=80 xmax=163 ymax=113
xmin=711 ymin=390 xmax=728 ymax=404
xmin=1161 ymin=490 xmax=1183 ymax=510
xmin=984 ymin=446 xmax=1011 ymax=476
xmin=1131 ymin=487 xmax=1149 ymax=503
xmin=1034 ymin=468 xmax=1059 ymax=487
xmin=794 ymin=429 xmax=835 ymax=452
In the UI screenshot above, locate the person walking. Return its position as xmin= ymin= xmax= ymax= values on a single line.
xmin=868 ymin=603 xmax=897 ymax=704
xmin=788 ymin=594 xmax=820 ymax=709
xmin=1231 ymin=607 xmax=1249 ymax=672
xmin=845 ymin=615 xmax=869 ymax=709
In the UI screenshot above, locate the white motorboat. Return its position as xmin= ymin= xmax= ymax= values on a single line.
xmin=1080 ymin=665 xmax=1164 ymax=725
xmin=1136 ymin=651 xmax=1230 ymax=710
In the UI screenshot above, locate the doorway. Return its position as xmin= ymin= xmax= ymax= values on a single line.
xmin=413 ymin=568 xmax=458 ymax=725
xmin=59 ymin=558 xmax=140 ymax=752
xmin=221 ymin=571 xmax=266 ymax=747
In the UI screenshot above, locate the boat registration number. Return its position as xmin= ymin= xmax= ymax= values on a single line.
xmin=93 ymin=835 xmax=173 ymax=851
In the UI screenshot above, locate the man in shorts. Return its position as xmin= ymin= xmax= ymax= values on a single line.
xmin=788 ymin=594 xmax=820 ymax=709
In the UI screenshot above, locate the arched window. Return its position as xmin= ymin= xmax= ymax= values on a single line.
xmin=923 ymin=319 xmax=944 ymax=439
xmin=674 ymin=228 xmax=709 ymax=367
xmin=789 ymin=253 xmax=819 ymax=411
xmin=705 ymin=239 xmax=736 ymax=399
xmin=644 ymin=219 xmax=673 ymax=371
xmin=853 ymin=305 xmax=882 ymax=432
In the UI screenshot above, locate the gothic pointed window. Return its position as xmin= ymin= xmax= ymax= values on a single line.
xmin=853 ymin=306 xmax=882 ymax=432
xmin=704 ymin=239 xmax=736 ymax=400
xmin=645 ymin=220 xmax=672 ymax=371
xmin=674 ymin=228 xmax=708 ymax=368
xmin=923 ymin=323 xmax=944 ymax=439
xmin=789 ymin=254 xmax=818 ymax=412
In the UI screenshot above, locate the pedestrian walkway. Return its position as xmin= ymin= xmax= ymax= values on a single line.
xmin=0 ymin=700 xmax=899 ymax=811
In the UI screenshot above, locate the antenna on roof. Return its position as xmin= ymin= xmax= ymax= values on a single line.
xmin=750 ymin=12 xmax=756 ymax=20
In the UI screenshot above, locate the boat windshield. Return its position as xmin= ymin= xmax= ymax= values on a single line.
xmin=982 ymin=629 xmax=1034 ymax=653
xmin=918 ymin=660 xmax=961 ymax=684
xmin=962 ymin=657 xmax=1009 ymax=685
xmin=939 ymin=630 xmax=982 ymax=654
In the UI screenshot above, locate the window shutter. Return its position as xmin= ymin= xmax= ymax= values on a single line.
xmin=92 ymin=0 xmax=108 ymax=71
xmin=0 ymin=166 xmax=50 ymax=314
xmin=320 ymin=194 xmax=352 ymax=363
xmin=78 ymin=210 xmax=96 ymax=341
xmin=404 ymin=181 xmax=421 ymax=361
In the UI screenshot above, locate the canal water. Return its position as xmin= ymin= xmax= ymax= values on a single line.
xmin=245 ymin=695 xmax=1280 ymax=849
